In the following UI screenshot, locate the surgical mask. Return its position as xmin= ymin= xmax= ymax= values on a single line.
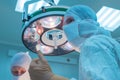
xmin=63 ymin=20 xmax=86 ymax=52
xmin=63 ymin=18 xmax=101 ymax=52
xmin=13 ymin=71 xmax=31 ymax=80
xmin=63 ymin=20 xmax=80 ymax=41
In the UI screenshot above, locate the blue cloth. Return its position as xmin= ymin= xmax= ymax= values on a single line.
xmin=64 ymin=5 xmax=97 ymax=21
xmin=63 ymin=5 xmax=120 ymax=80
xmin=79 ymin=35 xmax=120 ymax=80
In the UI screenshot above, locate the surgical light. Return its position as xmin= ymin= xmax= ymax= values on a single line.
xmin=61 ymin=42 xmax=74 ymax=51
xmin=36 ymin=43 xmax=54 ymax=54
xmin=97 ymin=6 xmax=120 ymax=31
xmin=22 ymin=6 xmax=74 ymax=56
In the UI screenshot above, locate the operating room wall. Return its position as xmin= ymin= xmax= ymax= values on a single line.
xmin=0 ymin=43 xmax=79 ymax=80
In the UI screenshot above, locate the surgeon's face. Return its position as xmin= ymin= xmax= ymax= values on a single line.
xmin=11 ymin=66 xmax=26 ymax=76
xmin=63 ymin=16 xmax=74 ymax=25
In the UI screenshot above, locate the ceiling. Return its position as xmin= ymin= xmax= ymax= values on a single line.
xmin=0 ymin=0 xmax=120 ymax=47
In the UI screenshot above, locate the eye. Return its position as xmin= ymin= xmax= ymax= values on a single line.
xmin=20 ymin=69 xmax=26 ymax=74
xmin=11 ymin=66 xmax=26 ymax=76
xmin=64 ymin=17 xmax=74 ymax=25
xmin=12 ymin=69 xmax=26 ymax=76
xmin=12 ymin=70 xmax=19 ymax=76
xmin=13 ymin=71 xmax=18 ymax=75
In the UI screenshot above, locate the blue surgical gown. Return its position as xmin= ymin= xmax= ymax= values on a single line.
xmin=79 ymin=35 xmax=120 ymax=80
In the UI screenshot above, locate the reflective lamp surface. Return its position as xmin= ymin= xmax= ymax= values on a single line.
xmin=40 ymin=16 xmax=62 ymax=28
xmin=22 ymin=6 xmax=74 ymax=55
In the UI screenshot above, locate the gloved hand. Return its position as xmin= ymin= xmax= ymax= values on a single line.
xmin=29 ymin=50 xmax=69 ymax=80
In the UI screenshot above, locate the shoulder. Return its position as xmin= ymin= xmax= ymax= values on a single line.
xmin=80 ymin=35 xmax=108 ymax=55
xmin=82 ymin=35 xmax=114 ymax=48
xmin=81 ymin=35 xmax=101 ymax=50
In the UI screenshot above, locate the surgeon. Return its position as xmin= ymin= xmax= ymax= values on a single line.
xmin=62 ymin=4 xmax=120 ymax=80
xmin=11 ymin=52 xmax=32 ymax=80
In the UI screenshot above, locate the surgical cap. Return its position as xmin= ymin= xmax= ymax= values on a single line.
xmin=64 ymin=5 xmax=97 ymax=21
xmin=11 ymin=52 xmax=32 ymax=70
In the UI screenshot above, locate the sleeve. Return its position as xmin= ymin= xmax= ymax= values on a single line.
xmin=79 ymin=44 xmax=120 ymax=80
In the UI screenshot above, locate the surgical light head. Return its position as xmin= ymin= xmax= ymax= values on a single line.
xmin=22 ymin=6 xmax=74 ymax=56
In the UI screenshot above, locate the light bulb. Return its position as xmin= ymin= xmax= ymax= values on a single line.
xmin=40 ymin=16 xmax=62 ymax=28
xmin=36 ymin=26 xmax=44 ymax=35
